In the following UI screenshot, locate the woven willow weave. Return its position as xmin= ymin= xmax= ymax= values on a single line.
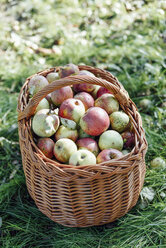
xmin=17 ymin=65 xmax=147 ymax=227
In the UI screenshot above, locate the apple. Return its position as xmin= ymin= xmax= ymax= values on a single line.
xmin=60 ymin=117 xmax=77 ymax=130
xmin=54 ymin=138 xmax=77 ymax=163
xmin=99 ymin=130 xmax=123 ymax=151
xmin=122 ymin=150 xmax=130 ymax=155
xmin=51 ymin=86 xmax=73 ymax=106
xmin=59 ymin=98 xmax=85 ymax=123
xmin=76 ymin=138 xmax=99 ymax=156
xmin=55 ymin=125 xmax=78 ymax=142
xmin=28 ymin=75 xmax=49 ymax=96
xmin=91 ymin=85 xmax=101 ymax=99
xmin=35 ymin=98 xmax=49 ymax=114
xmin=73 ymin=70 xmax=96 ymax=93
xmin=121 ymin=131 xmax=135 ymax=149
xmin=139 ymin=99 xmax=152 ymax=110
xmin=97 ymin=149 xmax=123 ymax=163
xmin=79 ymin=107 xmax=110 ymax=136
xmin=32 ymin=109 xmax=60 ymax=137
xmin=45 ymin=93 xmax=52 ymax=104
xmin=110 ymin=111 xmax=130 ymax=133
xmin=150 ymin=157 xmax=166 ymax=169
xmin=95 ymin=93 xmax=119 ymax=114
xmin=46 ymin=72 xmax=59 ymax=83
xmin=59 ymin=63 xmax=79 ymax=78
xmin=97 ymin=87 xmax=112 ymax=98
xmin=37 ymin=138 xmax=54 ymax=158
xmin=69 ymin=149 xmax=96 ymax=166
xmin=74 ymin=92 xmax=94 ymax=110
xmin=78 ymin=128 xmax=95 ymax=139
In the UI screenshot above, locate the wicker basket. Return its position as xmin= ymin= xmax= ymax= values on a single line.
xmin=17 ymin=65 xmax=147 ymax=227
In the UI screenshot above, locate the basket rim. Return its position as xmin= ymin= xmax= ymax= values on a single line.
xmin=17 ymin=65 xmax=148 ymax=176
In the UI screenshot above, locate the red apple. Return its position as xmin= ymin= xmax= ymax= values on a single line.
xmin=79 ymin=107 xmax=110 ymax=136
xmin=59 ymin=98 xmax=85 ymax=123
xmin=51 ymin=86 xmax=73 ymax=106
xmin=73 ymin=70 xmax=96 ymax=93
xmin=74 ymin=92 xmax=94 ymax=110
xmin=76 ymin=138 xmax=99 ymax=156
xmin=59 ymin=63 xmax=79 ymax=78
xmin=55 ymin=125 xmax=78 ymax=142
xmin=97 ymin=87 xmax=112 ymax=98
xmin=97 ymin=149 xmax=123 ymax=163
xmin=121 ymin=131 xmax=135 ymax=149
xmin=37 ymin=138 xmax=54 ymax=158
xmin=95 ymin=93 xmax=119 ymax=114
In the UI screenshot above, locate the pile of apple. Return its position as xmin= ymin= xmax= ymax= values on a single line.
xmin=29 ymin=64 xmax=135 ymax=166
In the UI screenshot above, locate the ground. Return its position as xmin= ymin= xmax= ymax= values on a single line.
xmin=0 ymin=0 xmax=166 ymax=247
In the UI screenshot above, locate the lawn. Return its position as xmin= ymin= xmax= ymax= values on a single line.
xmin=0 ymin=0 xmax=166 ymax=247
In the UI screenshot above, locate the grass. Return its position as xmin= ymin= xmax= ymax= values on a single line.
xmin=0 ymin=0 xmax=166 ymax=247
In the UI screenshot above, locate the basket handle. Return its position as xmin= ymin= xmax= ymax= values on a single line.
xmin=18 ymin=75 xmax=130 ymax=121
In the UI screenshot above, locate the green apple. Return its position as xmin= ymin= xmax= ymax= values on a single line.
xmin=99 ymin=130 xmax=123 ymax=151
xmin=150 ymin=157 xmax=166 ymax=169
xmin=69 ymin=149 xmax=96 ymax=166
xmin=60 ymin=117 xmax=77 ymax=130
xmin=54 ymin=138 xmax=77 ymax=163
xmin=110 ymin=111 xmax=130 ymax=133
xmin=35 ymin=98 xmax=49 ymax=114
xmin=46 ymin=72 xmax=59 ymax=83
xmin=32 ymin=109 xmax=59 ymax=137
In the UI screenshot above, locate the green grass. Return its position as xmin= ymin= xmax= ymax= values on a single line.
xmin=0 ymin=0 xmax=166 ymax=247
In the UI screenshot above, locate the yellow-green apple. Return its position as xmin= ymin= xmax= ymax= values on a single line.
xmin=122 ymin=149 xmax=130 ymax=155
xmin=73 ymin=70 xmax=96 ymax=93
xmin=121 ymin=131 xmax=135 ymax=149
xmin=46 ymin=72 xmax=59 ymax=83
xmin=60 ymin=117 xmax=77 ymax=130
xmin=32 ymin=109 xmax=59 ymax=137
xmin=59 ymin=63 xmax=79 ymax=78
xmin=35 ymin=98 xmax=49 ymax=114
xmin=59 ymin=98 xmax=85 ymax=123
xmin=28 ymin=75 xmax=49 ymax=96
xmin=37 ymin=138 xmax=54 ymax=158
xmin=76 ymin=138 xmax=99 ymax=156
xmin=99 ymin=130 xmax=123 ymax=151
xmin=54 ymin=138 xmax=77 ymax=163
xmin=95 ymin=93 xmax=119 ymax=114
xmin=79 ymin=107 xmax=110 ymax=136
xmin=78 ymin=128 xmax=95 ymax=139
xmin=97 ymin=86 xmax=112 ymax=98
xmin=55 ymin=125 xmax=78 ymax=142
xmin=97 ymin=149 xmax=123 ymax=163
xmin=51 ymin=86 xmax=73 ymax=106
xmin=150 ymin=157 xmax=166 ymax=169
xmin=110 ymin=111 xmax=130 ymax=133
xmin=79 ymin=70 xmax=95 ymax=77
xmin=69 ymin=149 xmax=96 ymax=166
xmin=74 ymin=92 xmax=94 ymax=110
xmin=91 ymin=85 xmax=101 ymax=99
xmin=139 ymin=99 xmax=152 ymax=110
